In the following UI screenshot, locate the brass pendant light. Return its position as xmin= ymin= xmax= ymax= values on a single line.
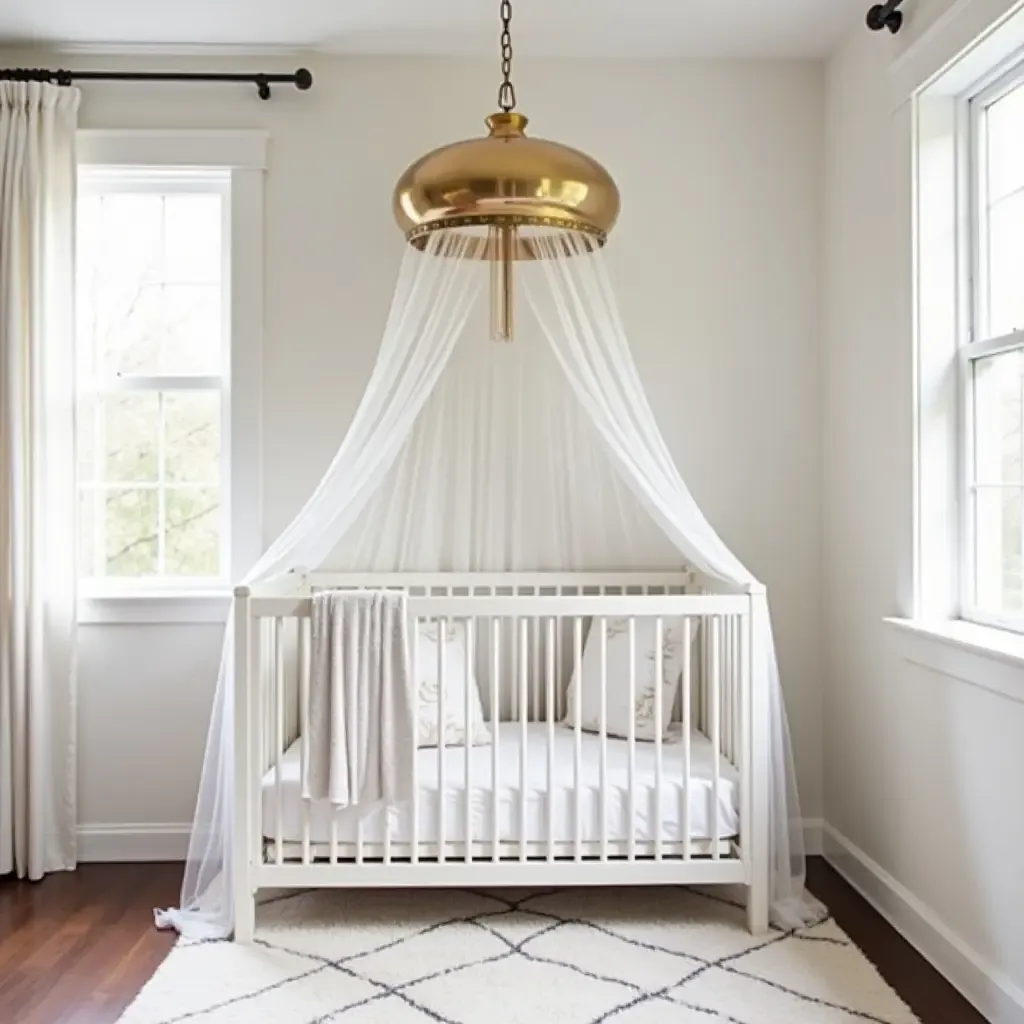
xmin=392 ymin=0 xmax=620 ymax=342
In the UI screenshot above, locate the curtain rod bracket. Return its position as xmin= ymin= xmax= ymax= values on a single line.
xmin=866 ymin=0 xmax=904 ymax=34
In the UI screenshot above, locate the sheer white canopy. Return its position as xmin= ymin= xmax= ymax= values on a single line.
xmin=158 ymin=229 xmax=823 ymax=937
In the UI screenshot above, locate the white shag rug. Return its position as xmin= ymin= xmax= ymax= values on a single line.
xmin=119 ymin=887 xmax=921 ymax=1024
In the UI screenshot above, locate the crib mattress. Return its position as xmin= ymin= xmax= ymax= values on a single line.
xmin=258 ymin=724 xmax=737 ymax=851
xmin=261 ymin=724 xmax=739 ymax=850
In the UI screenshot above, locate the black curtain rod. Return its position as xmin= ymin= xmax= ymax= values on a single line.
xmin=0 ymin=67 xmax=313 ymax=100
xmin=866 ymin=0 xmax=904 ymax=34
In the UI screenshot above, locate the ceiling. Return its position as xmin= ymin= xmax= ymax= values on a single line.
xmin=0 ymin=0 xmax=864 ymax=60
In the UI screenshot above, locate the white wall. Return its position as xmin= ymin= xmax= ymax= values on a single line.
xmin=824 ymin=10 xmax=1024 ymax=1021
xmin=0 ymin=51 xmax=824 ymax=856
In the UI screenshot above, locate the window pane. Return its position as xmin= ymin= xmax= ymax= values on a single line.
xmin=96 ymin=194 xmax=163 ymax=288
xmin=164 ymin=193 xmax=222 ymax=284
xmin=165 ymin=487 xmax=220 ymax=576
xmin=987 ymin=81 xmax=1024 ymax=205
xmin=96 ymin=282 xmax=163 ymax=375
xmin=973 ymin=348 xmax=1024 ymax=487
xmin=76 ymin=191 xmax=224 ymax=377
xmin=92 ymin=393 xmax=160 ymax=484
xmin=103 ymin=488 xmax=159 ymax=577
xmin=160 ymin=285 xmax=221 ymax=373
xmin=987 ymin=190 xmax=1024 ymax=338
xmin=164 ymin=392 xmax=221 ymax=483
xmin=974 ymin=485 xmax=1024 ymax=616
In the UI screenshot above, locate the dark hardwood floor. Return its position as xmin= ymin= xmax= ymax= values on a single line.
xmin=0 ymin=863 xmax=180 ymax=1024
xmin=805 ymin=860 xmax=988 ymax=1024
xmin=0 ymin=859 xmax=988 ymax=1023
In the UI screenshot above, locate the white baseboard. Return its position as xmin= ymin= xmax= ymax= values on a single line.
xmin=802 ymin=817 xmax=824 ymax=855
xmin=824 ymin=824 xmax=1024 ymax=1024
xmin=77 ymin=822 xmax=191 ymax=862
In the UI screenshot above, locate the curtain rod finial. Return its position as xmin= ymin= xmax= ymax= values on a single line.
xmin=866 ymin=2 xmax=903 ymax=33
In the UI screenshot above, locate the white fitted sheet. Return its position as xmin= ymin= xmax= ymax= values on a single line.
xmin=261 ymin=724 xmax=738 ymax=849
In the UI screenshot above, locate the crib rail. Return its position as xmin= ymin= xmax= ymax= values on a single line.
xmin=232 ymin=574 xmax=768 ymax=941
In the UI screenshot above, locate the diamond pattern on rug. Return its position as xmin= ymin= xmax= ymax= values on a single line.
xmin=520 ymin=886 xmax=759 ymax=959
xmin=523 ymin=921 xmax=700 ymax=991
xmin=352 ymin=922 xmax=510 ymax=988
xmin=116 ymin=887 xmax=921 ymax=1024
xmin=472 ymin=908 xmax=559 ymax=944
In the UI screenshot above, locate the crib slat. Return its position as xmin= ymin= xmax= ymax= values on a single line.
xmin=249 ymin=616 xmax=262 ymax=870
xmin=700 ymin=618 xmax=708 ymax=733
xmin=510 ymin=613 xmax=519 ymax=722
xmin=275 ymin=617 xmax=285 ymax=866
xmin=655 ymin=616 xmax=664 ymax=862
xmin=722 ymin=615 xmax=730 ymax=763
xmin=411 ymin=613 xmax=420 ymax=864
xmin=438 ymin=617 xmax=447 ymax=864
xmin=555 ymin=587 xmax=564 ymax=721
xmin=491 ymin=616 xmax=501 ymax=863
xmin=711 ymin=615 xmax=721 ymax=861
xmin=300 ymin=616 xmax=311 ymax=866
xmin=519 ymin=617 xmax=528 ymax=863
xmin=465 ymin=616 xmax=474 ymax=863
xmin=356 ymin=617 xmax=364 ymax=866
xmin=382 ymin=812 xmax=392 ymax=865
xmin=573 ymin=615 xmax=583 ymax=862
xmin=721 ymin=615 xmax=729 ymax=763
xmin=728 ymin=615 xmax=736 ymax=763
xmin=532 ymin=610 xmax=541 ymax=723
xmin=733 ymin=615 xmax=739 ymax=763
xmin=682 ymin=619 xmax=692 ymax=860
xmin=732 ymin=614 xmax=740 ymax=763
xmin=382 ymin=604 xmax=392 ymax=864
xmin=627 ymin=617 xmax=636 ymax=862
xmin=546 ymin=616 xmax=555 ymax=863
xmin=599 ymin=617 xmax=608 ymax=863
xmin=739 ymin=606 xmax=752 ymax=879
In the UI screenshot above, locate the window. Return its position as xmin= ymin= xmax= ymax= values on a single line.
xmin=73 ymin=130 xmax=265 ymax=621
xmin=963 ymin=62 xmax=1024 ymax=629
xmin=76 ymin=170 xmax=229 ymax=591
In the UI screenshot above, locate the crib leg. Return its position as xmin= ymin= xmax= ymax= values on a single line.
xmin=234 ymin=888 xmax=256 ymax=943
xmin=746 ymin=880 xmax=769 ymax=936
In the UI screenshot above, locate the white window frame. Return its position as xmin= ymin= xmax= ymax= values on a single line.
xmin=958 ymin=58 xmax=1024 ymax=633
xmin=76 ymin=131 xmax=265 ymax=624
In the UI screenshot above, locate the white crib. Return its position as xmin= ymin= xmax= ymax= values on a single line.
xmin=232 ymin=571 xmax=770 ymax=941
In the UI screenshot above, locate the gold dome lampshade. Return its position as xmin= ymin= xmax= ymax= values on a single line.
xmin=391 ymin=2 xmax=620 ymax=341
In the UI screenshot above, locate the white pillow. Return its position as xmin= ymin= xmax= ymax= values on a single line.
xmin=564 ymin=617 xmax=686 ymax=741
xmin=416 ymin=620 xmax=491 ymax=748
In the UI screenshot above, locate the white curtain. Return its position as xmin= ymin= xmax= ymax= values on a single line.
xmin=164 ymin=228 xmax=822 ymax=937
xmin=0 ymin=81 xmax=81 ymax=879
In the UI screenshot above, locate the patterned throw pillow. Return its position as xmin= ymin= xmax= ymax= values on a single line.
xmin=564 ymin=617 xmax=686 ymax=741
xmin=416 ymin=620 xmax=491 ymax=748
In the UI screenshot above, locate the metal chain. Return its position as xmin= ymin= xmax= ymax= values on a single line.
xmin=497 ymin=0 xmax=516 ymax=112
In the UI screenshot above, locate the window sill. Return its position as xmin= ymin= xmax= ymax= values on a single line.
xmin=78 ymin=591 xmax=231 ymax=625
xmin=884 ymin=617 xmax=1024 ymax=704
